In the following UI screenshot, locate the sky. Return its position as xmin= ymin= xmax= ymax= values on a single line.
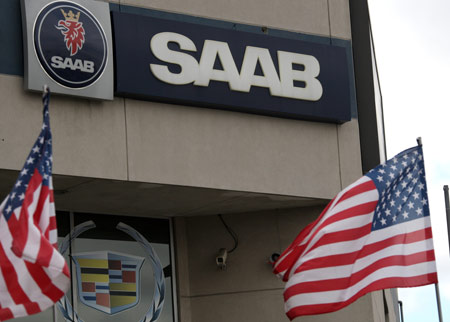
xmin=367 ymin=1 xmax=450 ymax=321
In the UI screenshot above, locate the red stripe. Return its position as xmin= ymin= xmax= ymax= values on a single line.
xmin=286 ymin=273 xmax=438 ymax=319
xmin=305 ymin=223 xmax=372 ymax=255
xmin=293 ymin=227 xmax=433 ymax=274
xmin=25 ymin=260 xmax=65 ymax=302
xmin=311 ymin=201 xmax=377 ymax=242
xmin=0 ymin=242 xmax=40 ymax=315
xmin=336 ymin=180 xmax=376 ymax=204
xmin=7 ymin=213 xmax=27 ymax=260
xmin=9 ymin=170 xmax=43 ymax=258
xmin=32 ymin=185 xmax=50 ymax=232
xmin=44 ymin=215 xmax=57 ymax=242
xmin=0 ymin=307 xmax=14 ymax=321
xmin=284 ymin=250 xmax=435 ymax=299
xmin=35 ymin=235 xmax=53 ymax=268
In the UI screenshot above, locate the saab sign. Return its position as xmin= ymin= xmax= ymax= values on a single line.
xmin=150 ymin=32 xmax=323 ymax=102
xmin=113 ymin=12 xmax=353 ymax=123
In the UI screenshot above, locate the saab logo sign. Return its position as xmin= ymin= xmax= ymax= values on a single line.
xmin=73 ymin=251 xmax=144 ymax=314
xmin=21 ymin=0 xmax=113 ymax=99
xmin=34 ymin=2 xmax=107 ymax=88
xmin=113 ymin=12 xmax=354 ymax=123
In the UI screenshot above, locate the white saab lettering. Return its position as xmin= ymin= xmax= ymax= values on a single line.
xmin=51 ymin=56 xmax=95 ymax=73
xmin=150 ymin=32 xmax=323 ymax=101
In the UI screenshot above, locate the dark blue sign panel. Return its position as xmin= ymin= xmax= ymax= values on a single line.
xmin=113 ymin=12 xmax=352 ymax=123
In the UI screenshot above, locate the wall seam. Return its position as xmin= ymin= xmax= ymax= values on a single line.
xmin=327 ymin=0 xmax=332 ymax=43
xmin=123 ymin=98 xmax=130 ymax=181
xmin=336 ymin=125 xmax=343 ymax=190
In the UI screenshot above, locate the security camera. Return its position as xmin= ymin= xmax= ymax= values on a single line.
xmin=216 ymin=248 xmax=228 ymax=270
xmin=269 ymin=253 xmax=280 ymax=265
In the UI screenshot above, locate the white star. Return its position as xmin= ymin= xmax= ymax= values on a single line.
xmin=43 ymin=173 xmax=49 ymax=180
xmin=397 ymin=205 xmax=402 ymax=211
xmin=392 ymin=215 xmax=397 ymax=222
xmin=5 ymin=205 xmax=12 ymax=214
xmin=401 ymin=181 xmax=408 ymax=188
xmin=381 ymin=218 xmax=387 ymax=225
xmin=418 ymin=183 xmax=425 ymax=190
xmin=377 ymin=176 xmax=383 ymax=182
xmin=389 ymin=172 xmax=395 ymax=179
xmin=32 ymin=146 xmax=40 ymax=154
xmin=379 ymin=169 xmax=386 ymax=174
xmin=20 ymin=168 xmax=28 ymax=176
xmin=403 ymin=154 xmax=409 ymax=160
xmin=390 ymin=200 xmax=395 ymax=207
xmin=416 ymin=208 xmax=423 ymax=216
xmin=407 ymin=187 xmax=413 ymax=193
xmin=385 ymin=209 xmax=391 ymax=216
xmin=407 ymin=201 xmax=414 ymax=209
xmin=42 ymin=123 xmax=47 ymax=130
xmin=10 ymin=192 xmax=16 ymax=200
xmin=393 ymin=157 xmax=398 ymax=164
xmin=407 ymin=173 xmax=413 ymax=179
xmin=19 ymin=193 xmax=25 ymax=201
xmin=402 ymin=212 xmax=409 ymax=219
xmin=395 ymin=190 xmax=401 ymax=197
xmin=26 ymin=157 xmax=34 ymax=165
xmin=15 ymin=180 xmax=21 ymax=188
xmin=413 ymin=192 xmax=420 ymax=200
xmin=412 ymin=178 xmax=418 ymax=184
xmin=402 ymin=196 xmax=407 ymax=202
xmin=421 ymin=198 xmax=428 ymax=205
xmin=418 ymin=155 xmax=423 ymax=160
xmin=390 ymin=165 xmax=397 ymax=171
xmin=402 ymin=161 xmax=407 ymax=167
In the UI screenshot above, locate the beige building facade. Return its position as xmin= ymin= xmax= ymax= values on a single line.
xmin=0 ymin=0 xmax=397 ymax=321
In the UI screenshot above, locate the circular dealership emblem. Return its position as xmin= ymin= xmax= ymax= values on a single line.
xmin=34 ymin=1 xmax=108 ymax=89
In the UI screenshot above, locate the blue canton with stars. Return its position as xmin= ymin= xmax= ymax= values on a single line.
xmin=366 ymin=145 xmax=429 ymax=231
xmin=1 ymin=92 xmax=53 ymax=222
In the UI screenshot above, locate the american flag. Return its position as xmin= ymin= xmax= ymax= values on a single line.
xmin=0 ymin=90 xmax=70 ymax=321
xmin=273 ymin=145 xmax=437 ymax=319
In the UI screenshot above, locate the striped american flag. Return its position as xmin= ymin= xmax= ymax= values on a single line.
xmin=0 ymin=90 xmax=70 ymax=321
xmin=273 ymin=145 xmax=437 ymax=319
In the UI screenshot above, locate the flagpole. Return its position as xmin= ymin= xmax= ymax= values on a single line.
xmin=434 ymin=283 xmax=444 ymax=322
xmin=444 ymin=185 xmax=450 ymax=256
xmin=418 ymin=137 xmax=443 ymax=322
